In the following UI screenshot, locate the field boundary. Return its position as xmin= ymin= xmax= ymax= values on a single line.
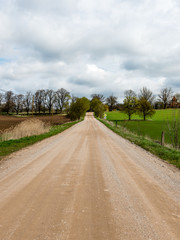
xmin=98 ymin=118 xmax=180 ymax=169
xmin=0 ymin=120 xmax=81 ymax=161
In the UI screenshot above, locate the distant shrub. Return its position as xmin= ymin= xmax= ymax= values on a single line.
xmin=90 ymin=98 xmax=105 ymax=118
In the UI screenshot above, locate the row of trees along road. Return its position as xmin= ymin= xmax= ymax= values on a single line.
xmin=0 ymin=87 xmax=179 ymax=121
xmin=0 ymin=88 xmax=71 ymax=115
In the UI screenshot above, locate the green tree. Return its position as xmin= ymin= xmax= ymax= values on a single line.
xmin=90 ymin=98 xmax=100 ymax=111
xmin=139 ymin=87 xmax=154 ymax=104
xmin=138 ymin=97 xmax=155 ymax=120
xmin=94 ymin=104 xmax=104 ymax=118
xmin=90 ymin=98 xmax=104 ymax=118
xmin=69 ymin=97 xmax=90 ymax=120
xmin=123 ymin=90 xmax=138 ymax=120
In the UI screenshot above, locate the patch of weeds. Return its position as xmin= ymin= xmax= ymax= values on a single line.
xmin=0 ymin=120 xmax=81 ymax=161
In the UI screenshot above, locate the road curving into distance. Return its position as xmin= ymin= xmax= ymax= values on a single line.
xmin=0 ymin=113 xmax=180 ymax=240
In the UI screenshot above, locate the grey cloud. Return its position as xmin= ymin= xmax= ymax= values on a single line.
xmin=0 ymin=0 xmax=180 ymax=99
xmin=122 ymin=60 xmax=143 ymax=71
xmin=14 ymin=0 xmax=79 ymax=15
xmin=164 ymin=78 xmax=180 ymax=90
xmin=68 ymin=78 xmax=95 ymax=87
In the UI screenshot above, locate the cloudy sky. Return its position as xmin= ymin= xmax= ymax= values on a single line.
xmin=0 ymin=0 xmax=180 ymax=101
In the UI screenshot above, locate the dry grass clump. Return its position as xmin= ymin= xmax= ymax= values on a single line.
xmin=0 ymin=119 xmax=50 ymax=141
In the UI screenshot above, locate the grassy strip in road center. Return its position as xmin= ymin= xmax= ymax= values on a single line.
xmin=98 ymin=118 xmax=180 ymax=169
xmin=0 ymin=120 xmax=81 ymax=161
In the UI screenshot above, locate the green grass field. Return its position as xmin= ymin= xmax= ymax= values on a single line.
xmin=106 ymin=109 xmax=180 ymax=147
xmin=99 ymin=118 xmax=180 ymax=168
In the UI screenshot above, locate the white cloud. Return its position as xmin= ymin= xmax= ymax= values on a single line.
xmin=0 ymin=0 xmax=180 ymax=101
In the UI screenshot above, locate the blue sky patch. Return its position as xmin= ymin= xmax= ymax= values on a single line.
xmin=0 ymin=58 xmax=11 ymax=64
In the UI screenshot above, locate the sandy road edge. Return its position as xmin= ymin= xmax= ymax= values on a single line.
xmin=0 ymin=120 xmax=82 ymax=165
xmin=0 ymin=120 xmax=83 ymax=179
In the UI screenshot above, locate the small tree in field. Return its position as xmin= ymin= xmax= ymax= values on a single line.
xmin=139 ymin=87 xmax=154 ymax=104
xmin=106 ymin=95 xmax=117 ymax=111
xmin=158 ymin=87 xmax=173 ymax=109
xmin=123 ymin=90 xmax=138 ymax=120
xmin=138 ymin=97 xmax=155 ymax=120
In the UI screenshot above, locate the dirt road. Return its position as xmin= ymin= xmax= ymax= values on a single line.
xmin=0 ymin=113 xmax=180 ymax=240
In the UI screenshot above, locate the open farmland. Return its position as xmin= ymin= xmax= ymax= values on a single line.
xmin=0 ymin=114 xmax=70 ymax=131
xmin=106 ymin=109 xmax=180 ymax=146
xmin=0 ymin=113 xmax=179 ymax=239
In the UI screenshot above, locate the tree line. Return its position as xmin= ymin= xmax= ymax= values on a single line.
xmin=0 ymin=87 xmax=179 ymax=120
xmin=0 ymin=88 xmax=71 ymax=115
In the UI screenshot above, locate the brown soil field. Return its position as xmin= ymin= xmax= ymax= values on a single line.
xmin=0 ymin=114 xmax=70 ymax=131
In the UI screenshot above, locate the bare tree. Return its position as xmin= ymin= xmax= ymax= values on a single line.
xmin=45 ymin=89 xmax=55 ymax=114
xmin=55 ymin=88 xmax=70 ymax=113
xmin=40 ymin=90 xmax=46 ymax=113
xmin=14 ymin=94 xmax=24 ymax=114
xmin=158 ymin=87 xmax=173 ymax=109
xmin=0 ymin=93 xmax=3 ymax=107
xmin=124 ymin=89 xmax=136 ymax=99
xmin=91 ymin=94 xmax=106 ymax=103
xmin=106 ymin=95 xmax=118 ymax=111
xmin=139 ymin=87 xmax=154 ymax=104
xmin=24 ymin=91 xmax=32 ymax=115
xmin=34 ymin=90 xmax=45 ymax=114
xmin=4 ymin=91 xmax=15 ymax=114
xmin=71 ymin=95 xmax=77 ymax=103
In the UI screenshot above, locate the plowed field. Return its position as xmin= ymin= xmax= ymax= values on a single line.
xmin=0 ymin=114 xmax=70 ymax=131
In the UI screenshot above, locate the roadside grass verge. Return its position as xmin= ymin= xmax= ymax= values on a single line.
xmin=98 ymin=118 xmax=180 ymax=169
xmin=0 ymin=120 xmax=80 ymax=161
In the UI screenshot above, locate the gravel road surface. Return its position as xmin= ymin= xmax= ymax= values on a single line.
xmin=0 ymin=113 xmax=180 ymax=240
